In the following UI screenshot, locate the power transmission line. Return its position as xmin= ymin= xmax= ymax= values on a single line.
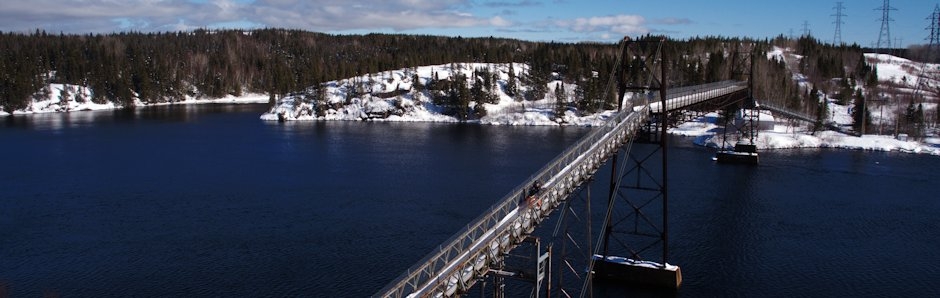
xmin=927 ymin=4 xmax=940 ymax=47
xmin=832 ymin=2 xmax=846 ymax=45
xmin=802 ymin=21 xmax=811 ymax=37
xmin=875 ymin=0 xmax=897 ymax=50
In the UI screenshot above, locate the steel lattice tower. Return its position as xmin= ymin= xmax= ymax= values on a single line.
xmin=832 ymin=2 xmax=846 ymax=45
xmin=913 ymin=4 xmax=940 ymax=104
xmin=927 ymin=5 xmax=940 ymax=48
xmin=875 ymin=0 xmax=896 ymax=50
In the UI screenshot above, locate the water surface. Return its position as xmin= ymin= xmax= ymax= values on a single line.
xmin=2 ymin=105 xmax=938 ymax=297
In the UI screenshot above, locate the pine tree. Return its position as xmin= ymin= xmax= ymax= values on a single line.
xmin=411 ymin=73 xmax=423 ymax=92
xmin=853 ymin=54 xmax=870 ymax=79
xmin=76 ymin=86 xmax=86 ymax=104
xmin=506 ymin=63 xmax=517 ymax=99
xmin=837 ymin=76 xmax=853 ymax=105
xmin=315 ymin=84 xmax=329 ymax=117
xmin=455 ymin=74 xmax=471 ymax=120
xmin=851 ymin=89 xmax=871 ymax=134
xmin=905 ymin=100 xmax=917 ymax=127
xmin=866 ymin=65 xmax=879 ymax=88
xmin=429 ymin=71 xmax=439 ymax=91
xmin=59 ymin=86 xmax=71 ymax=112
xmin=554 ymin=82 xmax=567 ymax=120
xmin=814 ymin=90 xmax=828 ymax=132
xmin=474 ymin=102 xmax=488 ymax=119
xmin=470 ymin=78 xmax=485 ymax=104
xmin=575 ymin=78 xmax=589 ymax=114
xmin=705 ymin=51 xmax=726 ymax=82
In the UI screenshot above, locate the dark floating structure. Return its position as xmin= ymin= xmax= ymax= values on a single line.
xmin=716 ymin=142 xmax=759 ymax=164
xmin=592 ymin=255 xmax=682 ymax=289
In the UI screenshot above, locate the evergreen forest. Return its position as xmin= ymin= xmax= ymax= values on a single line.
xmin=0 ymin=29 xmax=894 ymax=127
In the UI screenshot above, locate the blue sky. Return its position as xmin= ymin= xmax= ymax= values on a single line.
xmin=0 ymin=0 xmax=934 ymax=47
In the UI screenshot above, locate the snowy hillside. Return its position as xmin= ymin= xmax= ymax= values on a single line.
xmin=674 ymin=48 xmax=940 ymax=155
xmin=865 ymin=53 xmax=940 ymax=92
xmin=260 ymin=63 xmax=617 ymax=126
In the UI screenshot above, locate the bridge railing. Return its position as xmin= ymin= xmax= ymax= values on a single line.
xmin=665 ymin=80 xmax=744 ymax=100
xmin=641 ymin=80 xmax=748 ymax=113
xmin=758 ymin=101 xmax=816 ymax=123
xmin=375 ymin=98 xmax=651 ymax=298
xmin=375 ymin=81 xmax=750 ymax=297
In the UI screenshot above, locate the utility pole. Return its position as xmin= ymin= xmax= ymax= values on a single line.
xmin=875 ymin=0 xmax=897 ymax=51
xmin=833 ymin=2 xmax=846 ymax=45
xmin=802 ymin=21 xmax=811 ymax=37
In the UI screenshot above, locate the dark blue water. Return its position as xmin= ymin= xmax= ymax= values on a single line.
xmin=1 ymin=105 xmax=938 ymax=297
xmin=0 ymin=105 xmax=587 ymax=297
xmin=666 ymin=146 xmax=940 ymax=297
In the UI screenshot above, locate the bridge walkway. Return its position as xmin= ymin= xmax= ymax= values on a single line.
xmin=374 ymin=80 xmax=748 ymax=298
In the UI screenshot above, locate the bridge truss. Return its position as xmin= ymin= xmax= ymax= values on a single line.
xmin=374 ymin=38 xmax=751 ymax=298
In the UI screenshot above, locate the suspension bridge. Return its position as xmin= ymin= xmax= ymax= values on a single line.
xmin=374 ymin=38 xmax=813 ymax=298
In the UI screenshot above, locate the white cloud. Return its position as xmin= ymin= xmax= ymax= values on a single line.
xmin=0 ymin=0 xmax=656 ymax=42
xmin=489 ymin=16 xmax=512 ymax=27
xmin=561 ymin=15 xmax=648 ymax=35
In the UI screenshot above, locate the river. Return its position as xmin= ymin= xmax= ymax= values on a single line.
xmin=1 ymin=104 xmax=938 ymax=297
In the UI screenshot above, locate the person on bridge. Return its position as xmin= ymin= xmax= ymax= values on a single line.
xmin=525 ymin=180 xmax=542 ymax=207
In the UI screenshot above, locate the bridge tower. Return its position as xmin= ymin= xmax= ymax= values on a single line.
xmin=716 ymin=43 xmax=760 ymax=164
xmin=588 ymin=36 xmax=683 ymax=288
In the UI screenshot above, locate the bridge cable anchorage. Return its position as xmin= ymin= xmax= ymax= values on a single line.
xmin=373 ymin=40 xmax=749 ymax=298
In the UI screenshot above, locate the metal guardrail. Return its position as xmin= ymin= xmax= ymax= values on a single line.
xmin=373 ymin=81 xmax=747 ymax=298
xmin=758 ymin=101 xmax=816 ymax=123
xmin=643 ymin=80 xmax=748 ymax=113
xmin=758 ymin=101 xmax=857 ymax=136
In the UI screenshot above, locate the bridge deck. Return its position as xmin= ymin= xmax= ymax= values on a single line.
xmin=374 ymin=81 xmax=748 ymax=298
xmin=758 ymin=101 xmax=854 ymax=136
xmin=638 ymin=81 xmax=748 ymax=113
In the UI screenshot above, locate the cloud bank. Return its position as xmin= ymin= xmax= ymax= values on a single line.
xmin=0 ymin=0 xmax=508 ymax=33
xmin=0 ymin=0 xmax=682 ymax=42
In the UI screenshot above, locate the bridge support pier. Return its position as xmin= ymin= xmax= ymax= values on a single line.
xmin=715 ymin=144 xmax=759 ymax=164
xmin=592 ymin=255 xmax=682 ymax=288
xmin=716 ymin=94 xmax=760 ymax=164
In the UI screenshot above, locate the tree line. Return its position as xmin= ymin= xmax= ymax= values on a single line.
xmin=3 ymin=29 xmax=881 ymax=127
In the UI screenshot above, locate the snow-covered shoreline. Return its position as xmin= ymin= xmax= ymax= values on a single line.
xmin=672 ymin=111 xmax=940 ymax=155
xmin=5 ymin=57 xmax=939 ymax=156
xmin=259 ymin=62 xmax=623 ymax=126
xmin=0 ymin=83 xmax=270 ymax=117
